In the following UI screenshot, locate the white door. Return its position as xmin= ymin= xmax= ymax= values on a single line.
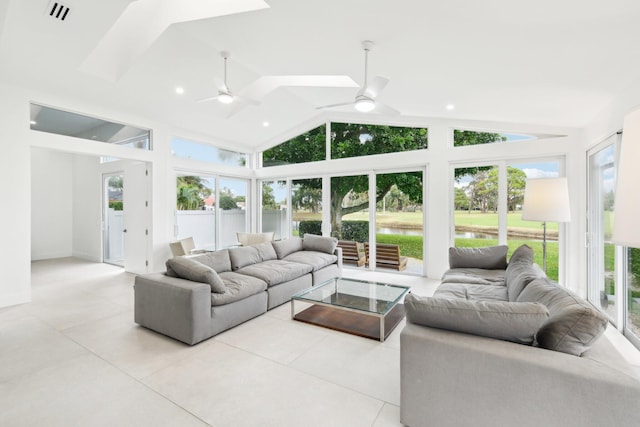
xmin=123 ymin=162 xmax=150 ymax=274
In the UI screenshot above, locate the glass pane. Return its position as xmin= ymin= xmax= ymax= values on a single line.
xmin=453 ymin=129 xmax=566 ymax=147
xmin=219 ymin=178 xmax=248 ymax=248
xmin=453 ymin=166 xmax=499 ymax=249
xmin=331 ymin=174 xmax=369 ymax=268
xmin=587 ymin=145 xmax=616 ymax=318
xmin=627 ymin=248 xmax=640 ymax=339
xmin=292 ymin=178 xmax=322 ymax=237
xmin=104 ymin=174 xmax=124 ymax=266
xmin=172 ymin=137 xmax=248 ymax=167
xmin=262 ymin=125 xmax=326 ymax=167
xmin=261 ymin=180 xmax=287 ymax=240
xmin=30 ymin=103 xmax=150 ymax=149
xmin=331 ymin=123 xmax=427 ymax=159
xmin=376 ymin=171 xmax=423 ymax=274
xmin=509 ymin=162 xmax=560 ymax=281
xmin=176 ymin=176 xmax=216 ymax=251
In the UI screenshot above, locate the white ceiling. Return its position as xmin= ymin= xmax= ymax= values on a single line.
xmin=2 ymin=0 xmax=640 ymax=151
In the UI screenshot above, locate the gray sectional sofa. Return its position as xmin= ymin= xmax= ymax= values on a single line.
xmin=400 ymin=244 xmax=640 ymax=427
xmin=134 ymin=234 xmax=342 ymax=345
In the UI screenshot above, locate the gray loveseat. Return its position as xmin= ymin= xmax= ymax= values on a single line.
xmin=400 ymin=245 xmax=640 ymax=427
xmin=134 ymin=234 xmax=342 ymax=345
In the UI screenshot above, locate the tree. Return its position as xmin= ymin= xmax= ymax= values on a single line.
xmin=454 ymin=187 xmax=469 ymax=210
xmin=219 ymin=194 xmax=238 ymax=210
xmin=177 ymin=176 xmax=212 ymax=210
xmin=452 ymin=130 xmax=507 ymax=179
xmin=262 ymin=185 xmax=278 ymax=209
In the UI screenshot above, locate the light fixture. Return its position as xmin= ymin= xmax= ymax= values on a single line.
xmin=262 ymin=121 xmax=270 ymax=127
xmin=446 ymin=104 xmax=455 ymax=111
xmin=612 ymin=108 xmax=640 ymax=247
xmin=175 ymin=86 xmax=184 ymax=95
xmin=521 ymin=177 xmax=571 ymax=272
xmin=30 ymin=120 xmax=37 ymax=125
xmin=354 ymin=96 xmax=375 ymax=112
xmin=218 ymin=92 xmax=234 ymax=104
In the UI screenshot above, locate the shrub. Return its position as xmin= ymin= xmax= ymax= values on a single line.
xmin=342 ymin=221 xmax=369 ymax=242
xmin=109 ymin=201 xmax=123 ymax=211
xmin=299 ymin=220 xmax=321 ymax=238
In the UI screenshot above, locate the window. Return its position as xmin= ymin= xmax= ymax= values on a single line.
xmin=219 ymin=178 xmax=248 ymax=248
xmin=172 ymin=137 xmax=247 ymax=167
xmin=331 ymin=123 xmax=427 ymax=159
xmin=262 ymin=125 xmax=326 ymax=167
xmin=292 ymin=178 xmax=322 ymax=237
xmin=261 ymin=180 xmax=287 ymax=240
xmin=176 ymin=175 xmax=216 ymax=250
xmin=30 ymin=103 xmax=150 ymax=149
xmin=453 ymin=129 xmax=565 ymax=147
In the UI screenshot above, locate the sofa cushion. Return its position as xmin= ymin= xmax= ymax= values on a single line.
xmin=237 ymin=260 xmax=313 ymax=286
xmin=283 ymin=251 xmax=338 ymax=271
xmin=434 ymin=283 xmax=508 ymax=301
xmin=237 ymin=231 xmax=274 ymax=246
xmin=505 ymin=244 xmax=540 ymax=301
xmin=166 ymin=257 xmax=226 ymax=293
xmin=213 ymin=272 xmax=268 ymax=306
xmin=405 ymin=293 xmax=549 ymax=345
xmin=441 ymin=268 xmax=505 ymax=286
xmin=517 ymin=278 xmax=609 ymax=355
xmin=189 ymin=250 xmax=232 ymax=273
xmin=303 ymin=233 xmax=338 ymax=255
xmin=229 ymin=246 xmax=262 ymax=270
xmin=449 ymin=245 xmax=508 ymax=270
xmin=252 ymin=242 xmax=278 ymax=262
xmin=272 ymin=237 xmax=303 ymax=259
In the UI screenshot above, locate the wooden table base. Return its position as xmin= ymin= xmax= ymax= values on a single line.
xmin=293 ymin=303 xmax=405 ymax=341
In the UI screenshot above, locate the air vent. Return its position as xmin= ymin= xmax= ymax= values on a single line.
xmin=47 ymin=2 xmax=70 ymax=21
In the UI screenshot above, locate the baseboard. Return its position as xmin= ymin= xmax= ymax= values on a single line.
xmin=0 ymin=290 xmax=31 ymax=308
xmin=72 ymin=251 xmax=102 ymax=263
xmin=31 ymin=251 xmax=73 ymax=261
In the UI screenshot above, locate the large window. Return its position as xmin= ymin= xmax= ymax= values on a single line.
xmin=331 ymin=123 xmax=427 ymax=159
xmin=587 ymin=142 xmax=617 ymax=321
xmin=262 ymin=125 xmax=326 ymax=167
xmin=453 ymin=160 xmax=562 ymax=281
xmin=292 ymin=178 xmax=322 ymax=237
xmin=172 ymin=137 xmax=248 ymax=167
xmin=261 ymin=180 xmax=287 ymax=240
xmin=453 ymin=129 xmax=565 ymax=147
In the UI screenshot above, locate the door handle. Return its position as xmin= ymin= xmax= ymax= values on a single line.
xmin=123 ymin=229 xmax=127 ymax=233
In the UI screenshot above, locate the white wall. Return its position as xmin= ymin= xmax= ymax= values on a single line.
xmin=0 ymin=85 xmax=31 ymax=307
xmin=31 ymin=148 xmax=73 ymax=260
xmin=72 ymin=154 xmax=103 ymax=262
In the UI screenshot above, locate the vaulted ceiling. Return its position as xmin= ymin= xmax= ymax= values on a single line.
xmin=2 ymin=0 xmax=640 ymax=150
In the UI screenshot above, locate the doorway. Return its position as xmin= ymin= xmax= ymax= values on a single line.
xmin=103 ymin=173 xmax=124 ymax=266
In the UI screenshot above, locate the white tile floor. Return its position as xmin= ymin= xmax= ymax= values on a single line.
xmin=1 ymin=258 xmax=638 ymax=426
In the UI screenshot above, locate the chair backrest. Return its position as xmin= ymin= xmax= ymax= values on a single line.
xmin=169 ymin=237 xmax=196 ymax=257
xmin=237 ymin=232 xmax=275 ymax=246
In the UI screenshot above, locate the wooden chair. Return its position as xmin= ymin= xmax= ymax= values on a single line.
xmin=364 ymin=243 xmax=408 ymax=271
xmin=337 ymin=240 xmax=366 ymax=267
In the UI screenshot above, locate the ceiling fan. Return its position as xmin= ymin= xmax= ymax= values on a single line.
xmin=197 ymin=52 xmax=259 ymax=106
xmin=317 ymin=41 xmax=399 ymax=114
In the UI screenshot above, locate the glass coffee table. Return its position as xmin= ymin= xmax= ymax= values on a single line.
xmin=291 ymin=277 xmax=410 ymax=342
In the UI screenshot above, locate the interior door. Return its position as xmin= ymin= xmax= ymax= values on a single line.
xmin=123 ymin=162 xmax=150 ymax=274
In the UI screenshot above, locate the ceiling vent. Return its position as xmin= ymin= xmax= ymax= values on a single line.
xmin=47 ymin=2 xmax=71 ymax=21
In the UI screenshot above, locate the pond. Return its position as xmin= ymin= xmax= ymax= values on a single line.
xmin=376 ymin=227 xmax=497 ymax=240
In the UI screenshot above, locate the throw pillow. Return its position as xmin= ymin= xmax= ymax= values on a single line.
xmin=505 ymin=245 xmax=540 ymax=302
xmin=517 ymin=278 xmax=608 ymax=356
xmin=405 ymin=293 xmax=549 ymax=345
xmin=190 ymin=249 xmax=232 ymax=273
xmin=272 ymin=237 xmax=303 ymax=259
xmin=253 ymin=242 xmax=278 ymax=262
xmin=228 ymin=246 xmax=261 ymax=270
xmin=302 ymin=233 xmax=339 ymax=254
xmin=448 ymin=245 xmax=508 ymax=270
xmin=165 ymin=257 xmax=226 ymax=293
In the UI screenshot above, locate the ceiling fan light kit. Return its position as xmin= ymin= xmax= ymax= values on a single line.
xmin=217 ymin=92 xmax=234 ymax=104
xmin=354 ymin=96 xmax=375 ymax=112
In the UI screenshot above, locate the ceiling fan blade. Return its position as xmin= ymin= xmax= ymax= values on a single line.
xmin=197 ymin=95 xmax=219 ymax=103
xmin=213 ymin=77 xmax=228 ymax=92
xmin=372 ymin=102 xmax=400 ymax=115
xmin=316 ymin=101 xmax=355 ymax=110
xmin=364 ymin=76 xmax=389 ymax=99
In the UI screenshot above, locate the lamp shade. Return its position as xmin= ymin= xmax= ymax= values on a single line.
xmin=521 ymin=177 xmax=571 ymax=223
xmin=612 ymin=108 xmax=640 ymax=247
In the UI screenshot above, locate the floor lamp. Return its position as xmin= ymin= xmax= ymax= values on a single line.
xmin=612 ymin=108 xmax=640 ymax=248
xmin=521 ymin=177 xmax=571 ymax=273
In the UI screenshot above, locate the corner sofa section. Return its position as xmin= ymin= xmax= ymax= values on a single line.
xmin=400 ymin=245 xmax=640 ymax=427
xmin=134 ymin=235 xmax=342 ymax=345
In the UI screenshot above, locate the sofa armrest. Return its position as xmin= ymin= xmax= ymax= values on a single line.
xmin=400 ymin=323 xmax=640 ymax=427
xmin=134 ymin=273 xmax=212 ymax=345
xmin=333 ymin=246 xmax=343 ymax=274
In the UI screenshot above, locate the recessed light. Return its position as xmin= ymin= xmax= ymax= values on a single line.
xmin=30 ymin=120 xmax=37 ymax=125
xmin=175 ymin=87 xmax=185 ymax=95
xmin=262 ymin=121 xmax=270 ymax=127
xmin=446 ymin=104 xmax=455 ymax=111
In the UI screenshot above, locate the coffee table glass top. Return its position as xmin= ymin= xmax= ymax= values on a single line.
xmin=292 ymin=277 xmax=410 ymax=316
